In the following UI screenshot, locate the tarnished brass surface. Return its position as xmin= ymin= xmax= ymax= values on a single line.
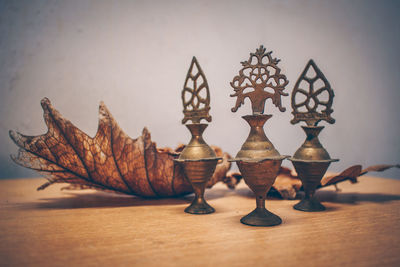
xmin=180 ymin=159 xmax=218 ymax=214
xmin=176 ymin=57 xmax=220 ymax=214
xmin=289 ymin=59 xmax=339 ymax=212
xmin=230 ymin=45 xmax=288 ymax=115
xmin=178 ymin=124 xmax=216 ymax=160
xmin=230 ymin=46 xmax=289 ymax=226
xmin=176 ymin=124 xmax=220 ymax=214
xmin=237 ymin=159 xmax=283 ymax=226
xmin=293 ymin=126 xmax=332 ymax=161
xmin=291 ymin=161 xmax=331 ymax=211
xmin=181 ymin=57 xmax=212 ymax=124
xmin=234 ymin=115 xmax=281 ymax=160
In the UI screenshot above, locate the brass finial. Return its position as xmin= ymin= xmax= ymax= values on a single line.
xmin=291 ymin=59 xmax=335 ymax=126
xmin=181 ymin=57 xmax=212 ymax=124
xmin=230 ymin=45 xmax=289 ymax=114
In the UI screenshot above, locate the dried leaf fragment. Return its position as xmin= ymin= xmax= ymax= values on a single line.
xmin=320 ymin=165 xmax=362 ymax=186
xmin=273 ymin=167 xmax=302 ymax=199
xmin=360 ymin=164 xmax=400 ymax=176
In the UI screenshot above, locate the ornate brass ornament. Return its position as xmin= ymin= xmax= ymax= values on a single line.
xmin=230 ymin=45 xmax=289 ymax=114
xmin=175 ymin=57 xmax=221 ymax=214
xmin=289 ymin=59 xmax=339 ymax=212
xmin=291 ymin=59 xmax=335 ymax=126
xmin=230 ymin=45 xmax=289 ymax=226
xmin=182 ymin=57 xmax=212 ymax=124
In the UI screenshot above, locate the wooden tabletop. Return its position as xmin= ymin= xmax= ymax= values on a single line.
xmin=0 ymin=176 xmax=399 ymax=267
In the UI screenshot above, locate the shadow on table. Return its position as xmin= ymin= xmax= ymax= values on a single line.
xmin=17 ymin=186 xmax=400 ymax=210
xmin=19 ymin=187 xmax=232 ymax=210
xmin=315 ymin=190 xmax=400 ymax=204
xmin=234 ymin=187 xmax=289 ymax=200
xmin=234 ymin=187 xmax=400 ymax=204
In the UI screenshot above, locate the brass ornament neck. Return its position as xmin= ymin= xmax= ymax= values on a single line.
xmin=235 ymin=114 xmax=280 ymax=159
xmin=302 ymin=125 xmax=324 ymax=148
xmin=293 ymin=125 xmax=331 ymax=161
xmin=186 ymin=123 xmax=208 ymax=138
xmin=178 ymin=123 xmax=217 ymax=160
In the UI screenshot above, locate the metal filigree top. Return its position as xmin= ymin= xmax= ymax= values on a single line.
xmin=291 ymin=59 xmax=335 ymax=126
xmin=230 ymin=45 xmax=289 ymax=115
xmin=181 ymin=57 xmax=212 ymax=124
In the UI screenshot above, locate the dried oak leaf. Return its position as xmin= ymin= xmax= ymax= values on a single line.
xmin=9 ymin=98 xmax=232 ymax=197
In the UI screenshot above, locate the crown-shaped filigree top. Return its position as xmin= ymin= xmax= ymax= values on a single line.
xmin=181 ymin=57 xmax=212 ymax=124
xmin=291 ymin=59 xmax=335 ymax=126
xmin=230 ymin=45 xmax=289 ymax=114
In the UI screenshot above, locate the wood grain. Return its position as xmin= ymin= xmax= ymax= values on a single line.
xmin=0 ymin=176 xmax=399 ymax=267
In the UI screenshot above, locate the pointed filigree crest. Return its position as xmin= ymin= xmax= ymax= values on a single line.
xmin=291 ymin=59 xmax=335 ymax=126
xmin=230 ymin=45 xmax=289 ymax=114
xmin=181 ymin=57 xmax=212 ymax=124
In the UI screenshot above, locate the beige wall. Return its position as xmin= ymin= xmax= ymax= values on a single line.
xmin=1 ymin=0 xmax=399 ymax=179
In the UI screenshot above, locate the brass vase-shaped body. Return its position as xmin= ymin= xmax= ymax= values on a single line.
xmin=235 ymin=115 xmax=279 ymax=159
xmin=233 ymin=115 xmax=286 ymax=226
xmin=290 ymin=126 xmax=338 ymax=211
xmin=177 ymin=123 xmax=220 ymax=214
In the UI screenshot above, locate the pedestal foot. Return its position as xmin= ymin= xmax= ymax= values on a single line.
xmin=293 ymin=197 xmax=325 ymax=212
xmin=184 ymin=198 xmax=215 ymax=214
xmin=240 ymin=207 xmax=282 ymax=226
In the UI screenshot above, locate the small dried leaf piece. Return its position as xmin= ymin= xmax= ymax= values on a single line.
xmin=320 ymin=165 xmax=362 ymax=186
xmin=360 ymin=164 xmax=400 ymax=176
xmin=272 ymin=167 xmax=302 ymax=199
xmin=10 ymin=98 xmax=232 ymax=197
xmin=223 ymin=172 xmax=243 ymax=190
xmin=321 ymin=164 xmax=400 ymax=187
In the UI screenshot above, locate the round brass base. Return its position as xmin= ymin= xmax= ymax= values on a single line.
xmin=184 ymin=199 xmax=215 ymax=214
xmin=240 ymin=207 xmax=282 ymax=227
xmin=293 ymin=198 xmax=325 ymax=212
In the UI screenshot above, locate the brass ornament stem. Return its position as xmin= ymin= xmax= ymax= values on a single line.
xmin=180 ymin=159 xmax=218 ymax=214
xmin=237 ymin=159 xmax=283 ymax=226
xmin=255 ymin=194 xmax=266 ymax=209
xmin=291 ymin=161 xmax=331 ymax=211
xmin=192 ymin=183 xmax=206 ymax=201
